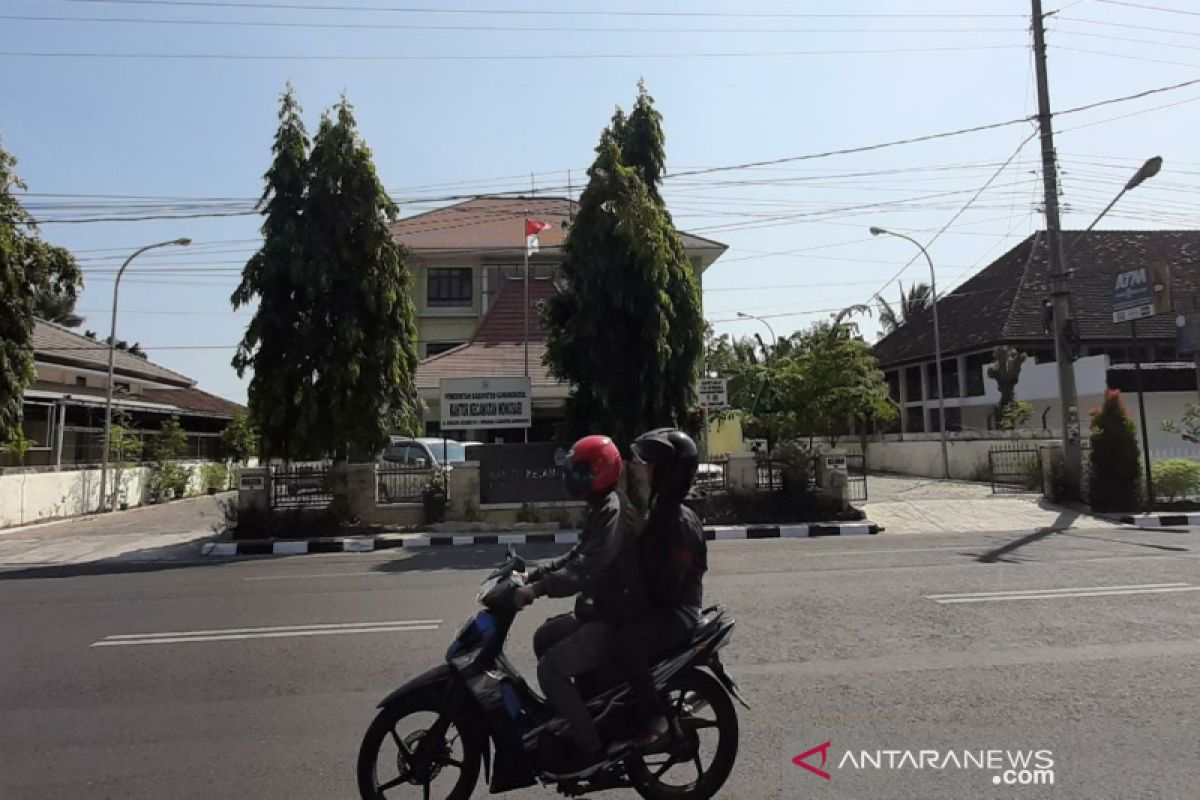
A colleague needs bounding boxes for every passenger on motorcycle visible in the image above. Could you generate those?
[611,428,708,754]
[513,434,643,778]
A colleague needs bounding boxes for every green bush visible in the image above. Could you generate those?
[201,463,229,492]
[1088,390,1142,512]
[1151,459,1200,502]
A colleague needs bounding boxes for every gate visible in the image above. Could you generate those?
[271,466,332,509]
[988,444,1042,494]
[846,453,868,502]
[377,465,434,504]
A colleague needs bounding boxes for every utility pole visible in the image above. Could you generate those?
[1032,0,1083,496]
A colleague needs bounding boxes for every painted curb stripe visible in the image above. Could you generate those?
[205,522,879,555]
[1121,514,1200,528]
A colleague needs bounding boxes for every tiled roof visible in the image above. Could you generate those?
[416,276,559,389]
[30,380,244,418]
[32,319,193,387]
[390,196,726,256]
[872,230,1200,367]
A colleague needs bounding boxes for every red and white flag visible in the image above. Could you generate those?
[525,219,551,256]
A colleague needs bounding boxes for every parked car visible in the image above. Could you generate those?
[379,437,468,469]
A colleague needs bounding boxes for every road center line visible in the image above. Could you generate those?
[99,619,442,641]
[932,586,1200,604]
[926,582,1188,600]
[92,624,441,647]
[244,571,387,581]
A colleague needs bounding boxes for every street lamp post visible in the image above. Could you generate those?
[737,311,780,487]
[870,226,950,480]
[98,237,191,513]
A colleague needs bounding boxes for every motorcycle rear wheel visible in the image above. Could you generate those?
[357,686,483,800]
[626,667,739,800]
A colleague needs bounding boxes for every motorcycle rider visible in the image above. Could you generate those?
[513,434,643,777]
[611,428,708,753]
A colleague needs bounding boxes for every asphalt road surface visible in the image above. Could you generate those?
[2,525,1198,799]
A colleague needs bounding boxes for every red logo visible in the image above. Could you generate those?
[793,741,833,780]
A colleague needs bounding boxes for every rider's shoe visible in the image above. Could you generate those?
[544,743,607,780]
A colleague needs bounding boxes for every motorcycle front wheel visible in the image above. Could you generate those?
[356,686,483,800]
[626,667,739,800]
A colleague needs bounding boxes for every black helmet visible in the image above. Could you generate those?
[630,428,699,504]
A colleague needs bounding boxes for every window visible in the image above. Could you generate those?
[904,366,923,401]
[885,370,900,403]
[906,406,925,433]
[425,341,465,358]
[427,268,473,308]
[75,376,87,387]
[965,353,990,397]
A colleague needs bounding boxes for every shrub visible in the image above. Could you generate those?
[1088,390,1141,512]
[201,463,229,492]
[1151,459,1200,502]
[422,470,448,524]
[517,503,544,524]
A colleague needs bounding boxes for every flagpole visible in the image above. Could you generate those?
[523,212,530,444]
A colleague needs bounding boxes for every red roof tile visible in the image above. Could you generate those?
[416,276,558,389]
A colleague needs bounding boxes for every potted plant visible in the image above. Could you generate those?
[422,470,448,524]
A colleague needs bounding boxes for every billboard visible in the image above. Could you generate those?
[439,377,532,430]
[1112,262,1172,323]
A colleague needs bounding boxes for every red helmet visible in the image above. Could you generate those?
[563,435,622,499]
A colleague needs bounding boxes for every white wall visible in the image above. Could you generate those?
[0,461,209,528]
[866,437,1060,481]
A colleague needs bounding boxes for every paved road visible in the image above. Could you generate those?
[2,525,1198,799]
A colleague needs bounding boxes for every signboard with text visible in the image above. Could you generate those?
[1112,262,1172,323]
[698,377,728,410]
[439,377,532,430]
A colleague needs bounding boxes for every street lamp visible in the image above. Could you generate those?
[98,237,191,513]
[736,310,777,354]
[870,226,950,480]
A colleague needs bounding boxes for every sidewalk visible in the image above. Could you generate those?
[861,474,1117,535]
[0,495,225,567]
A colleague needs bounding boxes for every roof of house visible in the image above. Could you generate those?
[872,230,1200,368]
[415,276,559,389]
[29,379,245,418]
[33,319,194,387]
[389,196,727,256]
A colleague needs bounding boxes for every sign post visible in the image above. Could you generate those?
[439,377,532,432]
[698,378,728,411]
[1114,263,1171,512]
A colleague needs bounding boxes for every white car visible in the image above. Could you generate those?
[380,437,468,469]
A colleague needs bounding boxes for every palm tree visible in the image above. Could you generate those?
[32,287,84,328]
[877,281,932,334]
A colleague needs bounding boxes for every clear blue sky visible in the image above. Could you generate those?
[5,0,1200,403]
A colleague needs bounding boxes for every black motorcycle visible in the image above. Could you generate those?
[357,548,747,799]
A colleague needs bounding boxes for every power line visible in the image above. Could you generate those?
[49,1,1027,20]
[1094,0,1200,17]
[0,44,1026,62]
[0,13,1027,35]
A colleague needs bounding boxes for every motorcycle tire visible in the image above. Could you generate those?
[356,686,484,800]
[626,668,739,800]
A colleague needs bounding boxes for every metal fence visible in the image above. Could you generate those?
[755,458,782,491]
[846,453,868,502]
[988,443,1042,494]
[271,466,332,509]
[377,465,435,505]
[695,459,728,493]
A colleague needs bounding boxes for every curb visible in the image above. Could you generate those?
[1119,513,1200,528]
[200,522,882,557]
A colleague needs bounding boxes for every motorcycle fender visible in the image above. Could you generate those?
[708,656,751,711]
[376,664,456,709]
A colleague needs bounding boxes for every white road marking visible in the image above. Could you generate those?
[927,582,1188,600]
[92,619,441,647]
[244,571,387,581]
[928,583,1199,604]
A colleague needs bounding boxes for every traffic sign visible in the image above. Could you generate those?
[698,377,728,410]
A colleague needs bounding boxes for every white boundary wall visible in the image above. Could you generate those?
[0,461,208,528]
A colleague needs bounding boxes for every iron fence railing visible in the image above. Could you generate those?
[271,466,332,509]
[377,465,435,504]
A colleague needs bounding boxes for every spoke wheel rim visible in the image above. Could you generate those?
[373,718,464,798]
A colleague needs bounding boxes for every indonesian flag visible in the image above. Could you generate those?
[525,219,551,256]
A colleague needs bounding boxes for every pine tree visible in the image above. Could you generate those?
[0,137,81,443]
[1089,389,1141,512]
[303,97,421,459]
[233,85,321,460]
[544,84,703,448]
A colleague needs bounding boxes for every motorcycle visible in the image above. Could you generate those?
[357,547,748,799]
